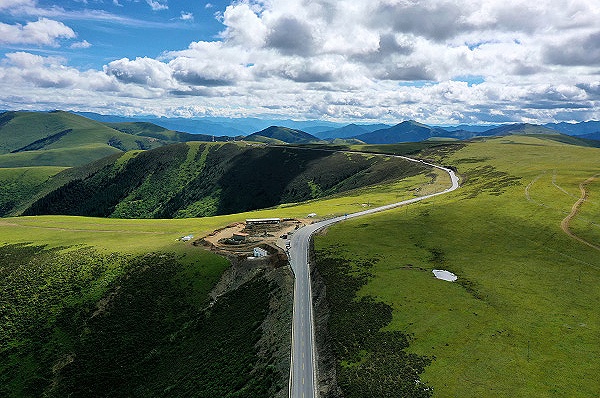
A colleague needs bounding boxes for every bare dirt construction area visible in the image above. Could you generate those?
[197,218,310,257]
[194,218,311,305]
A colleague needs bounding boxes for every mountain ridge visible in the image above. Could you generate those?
[20,142,428,218]
[245,126,320,144]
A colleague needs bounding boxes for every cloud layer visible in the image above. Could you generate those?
[1,0,600,123]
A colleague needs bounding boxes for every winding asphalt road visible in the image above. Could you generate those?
[287,152,459,398]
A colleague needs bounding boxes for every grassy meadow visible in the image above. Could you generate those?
[0,154,444,397]
[314,136,600,397]
[0,164,445,254]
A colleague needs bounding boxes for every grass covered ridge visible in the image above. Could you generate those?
[0,111,165,167]
[21,142,429,219]
[0,167,66,216]
[314,136,600,397]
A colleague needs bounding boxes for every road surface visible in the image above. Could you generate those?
[288,152,459,398]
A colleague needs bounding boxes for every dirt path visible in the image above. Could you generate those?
[525,172,551,209]
[552,170,576,198]
[560,175,600,252]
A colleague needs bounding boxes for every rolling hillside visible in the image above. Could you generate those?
[21,142,428,218]
[0,166,66,216]
[245,126,320,144]
[0,111,246,168]
[0,111,164,167]
[105,122,234,142]
[313,135,600,397]
[0,111,162,167]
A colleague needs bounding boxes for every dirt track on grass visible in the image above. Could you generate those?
[560,175,600,252]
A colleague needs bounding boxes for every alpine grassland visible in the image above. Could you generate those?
[314,135,600,397]
[0,111,164,167]
[0,167,66,216]
[0,209,302,397]
[0,148,444,397]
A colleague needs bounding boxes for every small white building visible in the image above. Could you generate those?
[253,247,269,258]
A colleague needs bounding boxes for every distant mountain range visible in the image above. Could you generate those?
[2,111,600,165]
[544,121,600,136]
[580,131,600,140]
[313,123,391,139]
[75,111,340,136]
[353,120,448,144]
[75,110,600,142]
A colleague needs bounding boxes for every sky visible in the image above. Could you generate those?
[1,0,599,124]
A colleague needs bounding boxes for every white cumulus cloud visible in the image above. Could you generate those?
[105,56,176,90]
[146,0,167,11]
[0,18,75,46]
[180,11,193,21]
[70,39,91,49]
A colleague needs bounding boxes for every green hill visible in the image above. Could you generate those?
[21,142,428,218]
[245,126,320,144]
[0,166,66,216]
[0,215,291,397]
[354,120,449,144]
[313,135,600,397]
[0,111,163,167]
[482,123,561,136]
[105,121,233,143]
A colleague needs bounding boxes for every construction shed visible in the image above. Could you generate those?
[245,218,281,226]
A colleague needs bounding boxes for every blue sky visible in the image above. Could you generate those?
[1,1,228,68]
[1,0,600,124]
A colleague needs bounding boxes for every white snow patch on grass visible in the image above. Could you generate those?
[432,269,457,282]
